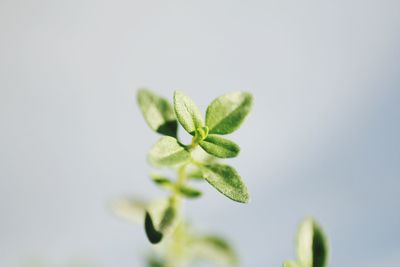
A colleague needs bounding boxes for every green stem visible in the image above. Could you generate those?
[177,164,187,186]
[164,135,204,267]
[165,157,191,267]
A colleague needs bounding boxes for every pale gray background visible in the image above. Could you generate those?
[0,0,399,267]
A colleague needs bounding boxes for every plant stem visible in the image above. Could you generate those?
[164,138,201,267]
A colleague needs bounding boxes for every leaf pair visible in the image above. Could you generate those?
[138,90,252,163]
[149,160,249,203]
[151,173,202,199]
[174,91,252,159]
[284,218,329,267]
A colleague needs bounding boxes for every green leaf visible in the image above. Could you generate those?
[137,89,178,137]
[150,173,173,188]
[178,185,202,198]
[296,218,329,267]
[147,256,167,267]
[199,135,240,158]
[190,235,238,266]
[283,260,301,267]
[187,168,204,180]
[173,91,204,135]
[205,91,253,135]
[201,163,249,203]
[145,211,163,244]
[193,126,209,143]
[158,201,178,234]
[148,136,190,166]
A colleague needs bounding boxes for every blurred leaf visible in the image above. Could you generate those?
[112,198,147,224]
[283,260,301,267]
[178,185,202,198]
[112,198,168,225]
[187,168,204,180]
[201,163,249,203]
[137,89,178,137]
[191,147,218,165]
[148,136,190,166]
[199,135,240,158]
[190,235,238,266]
[205,91,253,135]
[147,256,167,267]
[150,173,173,188]
[158,201,178,235]
[296,218,329,267]
[145,211,163,244]
[173,91,204,135]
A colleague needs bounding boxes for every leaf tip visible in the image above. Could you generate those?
[144,211,163,244]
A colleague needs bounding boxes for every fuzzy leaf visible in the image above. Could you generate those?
[297,218,329,267]
[178,186,202,198]
[201,163,249,203]
[137,89,178,137]
[148,136,190,166]
[173,91,204,135]
[145,211,163,244]
[190,235,238,266]
[283,260,301,267]
[199,135,240,158]
[205,91,253,135]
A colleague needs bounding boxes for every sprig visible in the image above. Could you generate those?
[114,89,253,267]
[283,218,329,267]
[144,90,252,204]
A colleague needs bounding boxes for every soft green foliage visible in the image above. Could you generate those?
[151,173,173,188]
[296,218,329,267]
[137,89,178,137]
[187,168,204,180]
[114,89,253,267]
[190,235,239,266]
[148,136,190,166]
[199,135,240,158]
[158,202,178,233]
[205,91,253,135]
[173,91,204,135]
[147,257,167,267]
[283,260,301,267]
[201,163,249,203]
[284,218,329,267]
[145,90,252,202]
[178,185,202,198]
